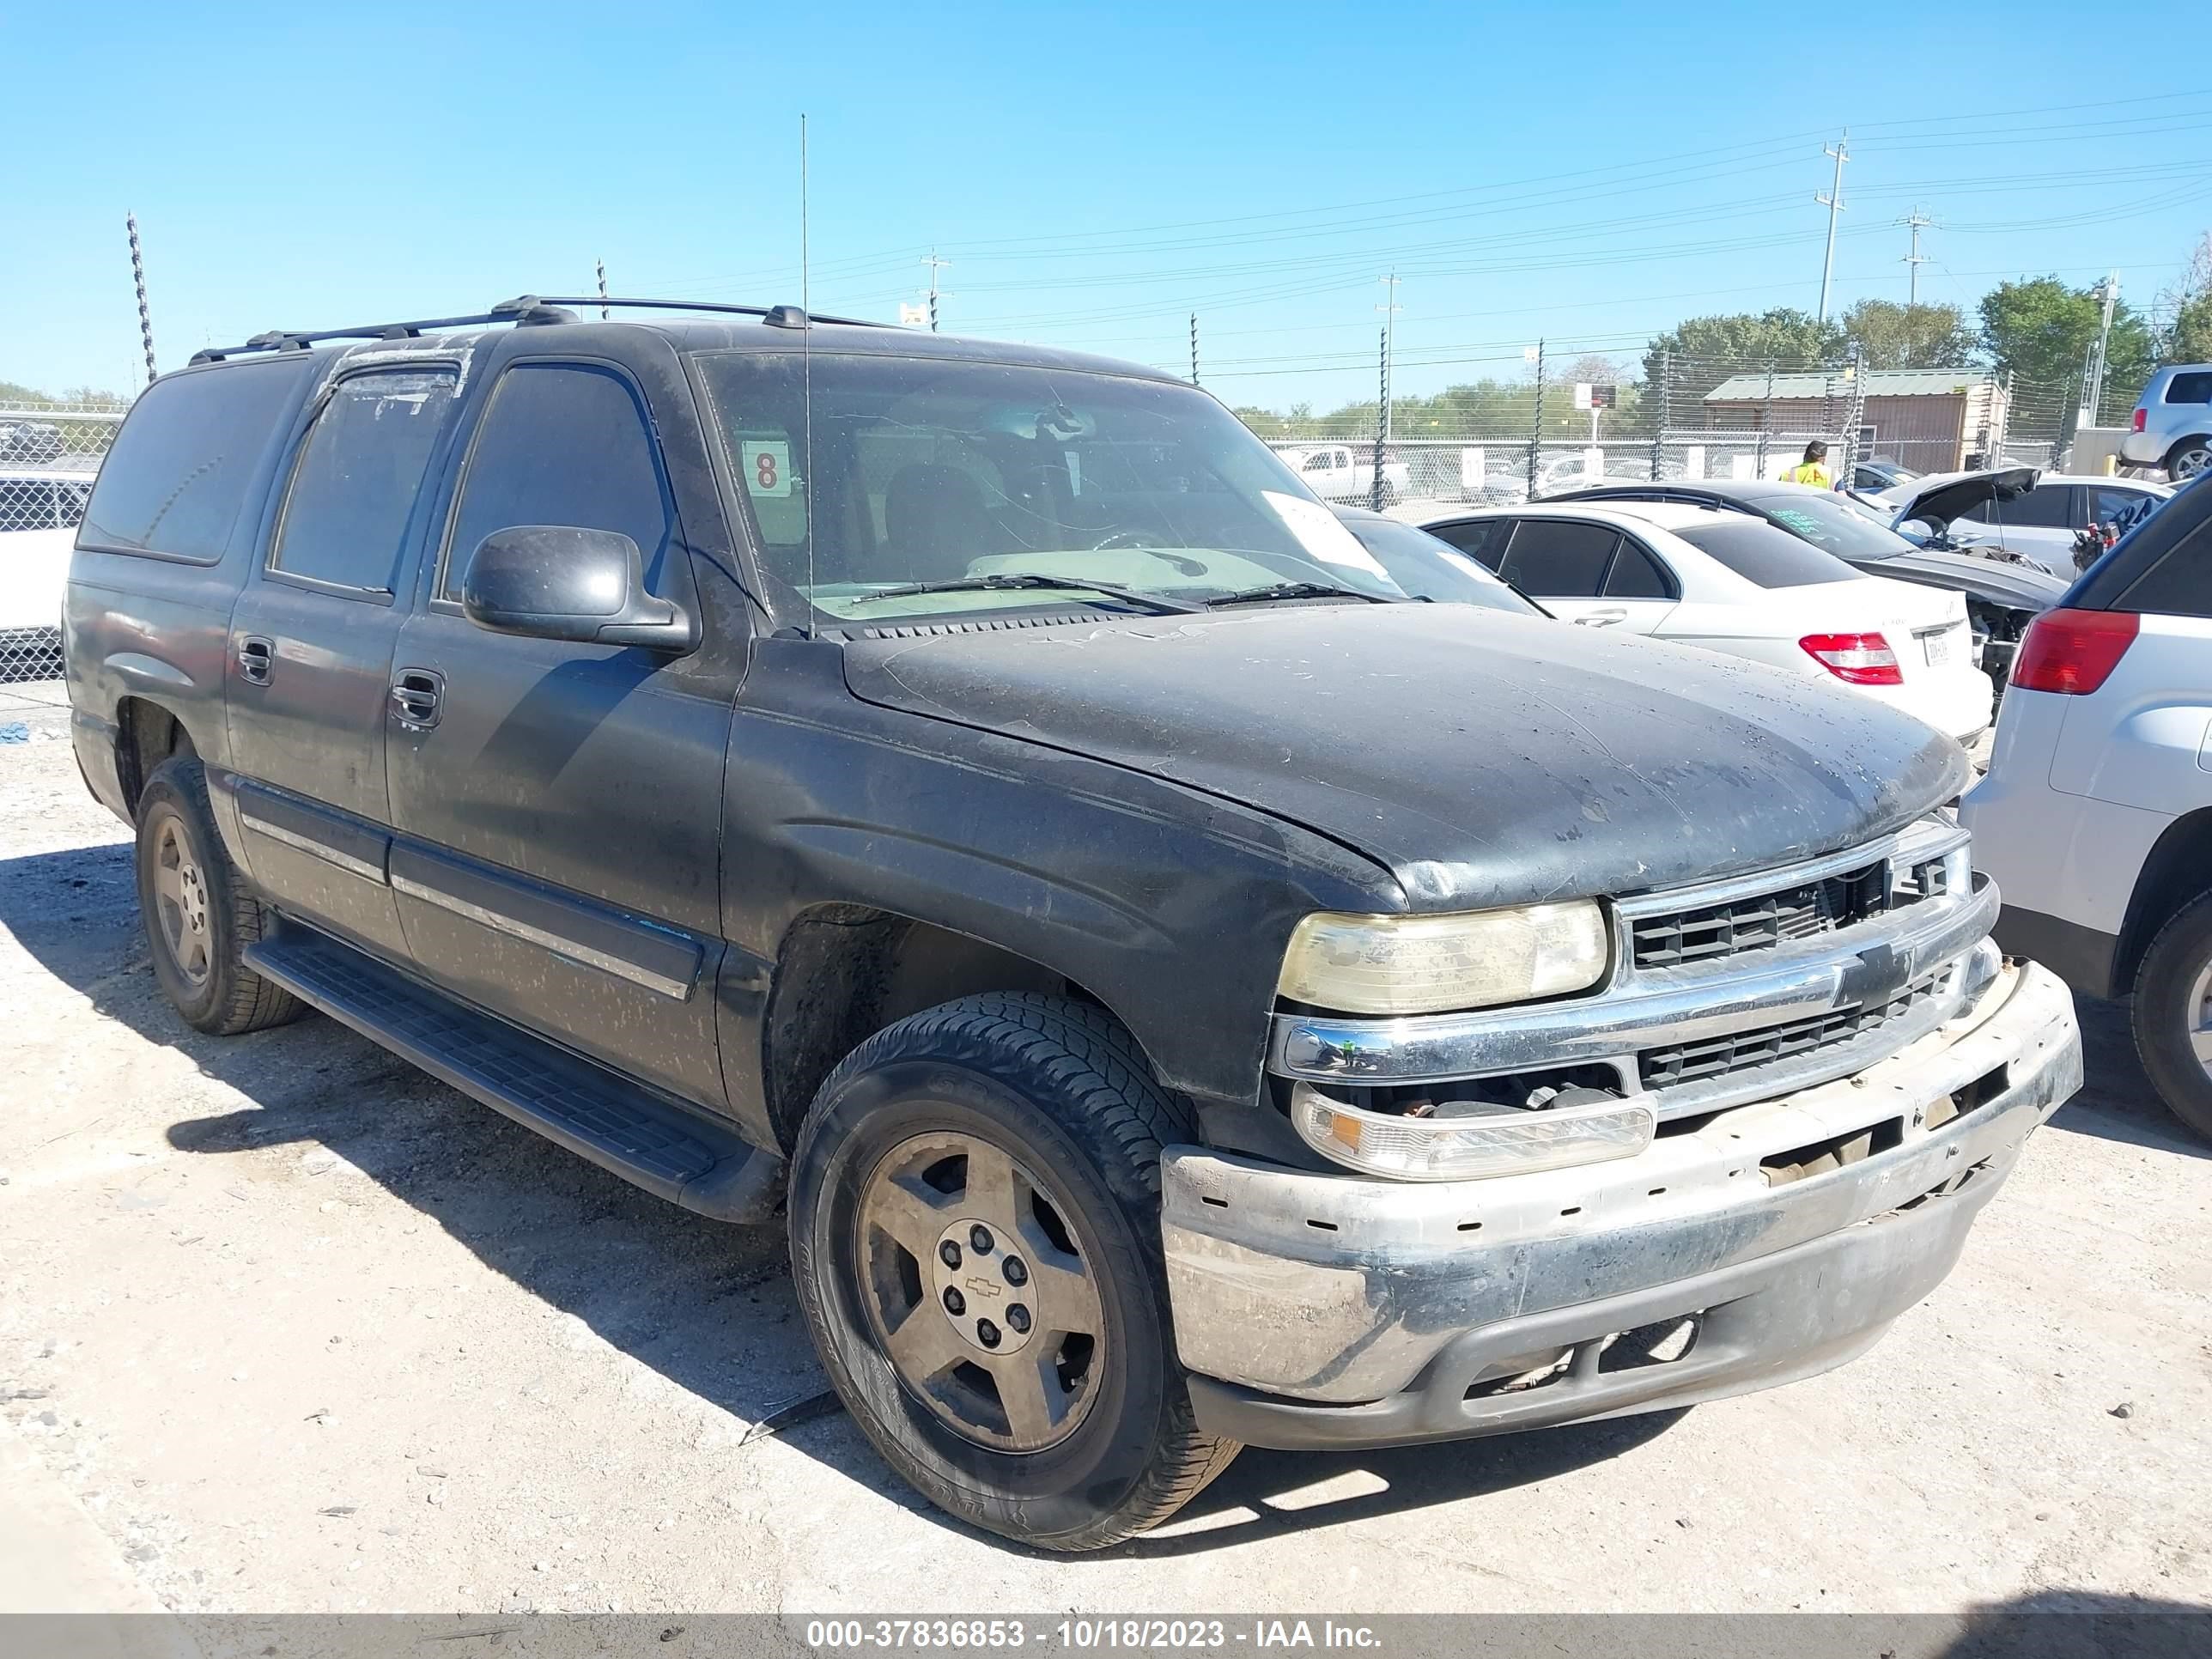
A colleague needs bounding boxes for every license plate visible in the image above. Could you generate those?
[1921,628,1960,667]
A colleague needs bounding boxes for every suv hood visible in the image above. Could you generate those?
[842,605,1966,909]
[1878,465,2039,529]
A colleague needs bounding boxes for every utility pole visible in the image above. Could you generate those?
[922,251,950,333]
[596,258,610,320]
[1815,133,1848,326]
[1188,313,1199,386]
[2078,271,2120,428]
[126,213,156,386]
[1898,209,1933,307]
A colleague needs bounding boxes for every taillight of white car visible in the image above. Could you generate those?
[1799,631,1902,685]
[2009,607,2141,695]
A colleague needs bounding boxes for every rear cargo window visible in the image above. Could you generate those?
[2164,372,2212,404]
[78,358,309,562]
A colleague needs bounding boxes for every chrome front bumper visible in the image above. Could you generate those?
[1162,960,2080,1444]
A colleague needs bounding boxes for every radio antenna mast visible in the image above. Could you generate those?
[800,112,816,635]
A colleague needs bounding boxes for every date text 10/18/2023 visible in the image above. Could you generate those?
[804,1620,1384,1650]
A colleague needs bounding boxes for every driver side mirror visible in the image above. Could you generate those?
[460,526,698,652]
[1897,518,1936,544]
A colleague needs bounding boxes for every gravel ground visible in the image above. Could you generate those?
[2,678,2208,1620]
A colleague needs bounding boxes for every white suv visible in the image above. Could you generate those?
[1960,474,2212,1139]
[2118,363,2212,480]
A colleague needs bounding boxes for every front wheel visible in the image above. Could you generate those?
[2130,890,2212,1144]
[788,993,1237,1551]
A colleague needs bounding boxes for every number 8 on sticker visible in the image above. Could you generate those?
[742,439,793,498]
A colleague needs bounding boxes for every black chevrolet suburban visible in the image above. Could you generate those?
[65,296,2081,1550]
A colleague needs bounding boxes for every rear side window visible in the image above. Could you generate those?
[1605,539,1674,599]
[2164,372,2212,404]
[79,359,307,562]
[1963,484,2070,528]
[1425,518,1510,569]
[1500,520,1618,598]
[1669,520,1861,588]
[441,363,674,599]
[270,369,458,593]
[2115,514,2212,618]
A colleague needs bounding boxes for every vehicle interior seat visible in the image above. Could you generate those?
[883,463,1004,583]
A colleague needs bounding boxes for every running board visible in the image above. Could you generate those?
[245,923,781,1224]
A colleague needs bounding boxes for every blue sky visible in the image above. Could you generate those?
[9,2,2209,407]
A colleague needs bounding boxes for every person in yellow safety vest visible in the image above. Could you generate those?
[1780,439,1834,489]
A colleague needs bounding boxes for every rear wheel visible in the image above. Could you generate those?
[788,992,1237,1550]
[2130,890,2212,1144]
[2166,438,2212,481]
[134,757,303,1036]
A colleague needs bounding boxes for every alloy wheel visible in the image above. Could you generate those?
[2185,957,2212,1084]
[854,1129,1104,1453]
[151,812,213,988]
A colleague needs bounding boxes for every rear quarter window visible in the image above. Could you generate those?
[78,358,313,562]
[2163,372,2212,405]
[2115,514,2212,618]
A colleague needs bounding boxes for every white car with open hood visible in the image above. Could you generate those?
[1415,500,1994,743]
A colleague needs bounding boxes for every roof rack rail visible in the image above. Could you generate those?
[188,293,884,366]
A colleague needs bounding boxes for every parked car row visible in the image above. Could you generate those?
[1408,497,1994,741]
[1542,476,2067,687]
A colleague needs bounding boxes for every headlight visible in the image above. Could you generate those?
[1276,901,1610,1015]
[1292,1085,1655,1181]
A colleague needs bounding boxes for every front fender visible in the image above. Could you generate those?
[718,641,1399,1138]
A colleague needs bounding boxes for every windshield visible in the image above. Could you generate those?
[1333,514,1540,614]
[1747,489,1917,562]
[692,351,1406,622]
[1668,519,1865,588]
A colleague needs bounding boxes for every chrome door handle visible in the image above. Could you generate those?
[1575,608,1629,627]
[389,667,444,731]
[236,635,274,684]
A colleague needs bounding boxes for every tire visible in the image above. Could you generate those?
[788,992,1238,1551]
[134,756,304,1036]
[2166,437,2212,482]
[2130,890,2212,1144]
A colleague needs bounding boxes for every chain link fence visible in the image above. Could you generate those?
[2,403,124,683]
[1247,351,2143,507]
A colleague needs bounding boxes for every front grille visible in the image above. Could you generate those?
[1630,851,1954,970]
[1638,969,1949,1091]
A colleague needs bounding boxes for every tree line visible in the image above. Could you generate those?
[1240,240,2212,441]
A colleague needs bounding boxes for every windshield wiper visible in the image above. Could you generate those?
[845,574,1201,614]
[1202,580,1397,609]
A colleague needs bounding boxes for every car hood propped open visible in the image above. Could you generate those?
[842,605,1967,910]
